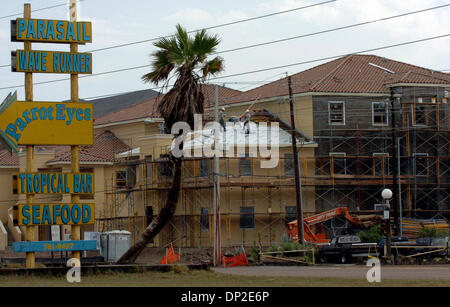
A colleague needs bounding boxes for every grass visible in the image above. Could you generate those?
[0,269,449,287]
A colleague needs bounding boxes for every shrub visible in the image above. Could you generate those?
[268,245,281,253]
[358,224,384,243]
[418,227,449,238]
[250,248,259,263]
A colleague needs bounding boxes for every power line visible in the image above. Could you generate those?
[209,34,450,81]
[1,32,448,92]
[1,3,448,69]
[0,0,86,20]
[86,0,337,53]
[0,0,337,68]
[216,4,450,55]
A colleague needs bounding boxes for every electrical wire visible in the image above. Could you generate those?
[0,0,86,20]
[1,33,448,92]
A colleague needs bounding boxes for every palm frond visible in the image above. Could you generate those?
[142,50,175,84]
[193,30,220,63]
[201,56,225,78]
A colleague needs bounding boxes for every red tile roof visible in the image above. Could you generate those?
[0,150,19,167]
[94,84,242,126]
[222,54,450,105]
[46,131,130,164]
[94,55,449,125]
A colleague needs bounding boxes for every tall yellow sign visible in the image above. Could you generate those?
[7,3,95,267]
[0,92,93,152]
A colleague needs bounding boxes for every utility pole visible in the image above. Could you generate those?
[24,3,35,269]
[390,89,399,236]
[397,136,403,237]
[213,85,221,266]
[70,0,81,261]
[288,76,305,246]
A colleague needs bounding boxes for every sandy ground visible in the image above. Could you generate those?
[213,265,450,280]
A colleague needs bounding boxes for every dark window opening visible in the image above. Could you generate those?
[145,155,152,179]
[239,154,252,176]
[200,208,209,231]
[200,159,209,177]
[329,102,345,125]
[116,171,127,189]
[373,102,388,125]
[330,153,346,175]
[285,206,297,223]
[284,154,294,176]
[414,154,428,177]
[240,207,255,229]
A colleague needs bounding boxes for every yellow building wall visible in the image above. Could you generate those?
[0,168,18,222]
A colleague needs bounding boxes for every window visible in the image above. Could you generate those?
[330,152,346,175]
[373,153,389,176]
[413,153,428,177]
[145,155,152,179]
[328,102,345,125]
[239,154,252,176]
[200,159,209,177]
[284,154,294,176]
[200,208,209,231]
[372,102,388,126]
[240,207,255,229]
[126,165,136,188]
[116,171,126,189]
[285,206,297,223]
[413,105,427,126]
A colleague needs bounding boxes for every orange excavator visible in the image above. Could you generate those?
[286,207,382,244]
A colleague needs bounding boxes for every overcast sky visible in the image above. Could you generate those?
[0,0,449,102]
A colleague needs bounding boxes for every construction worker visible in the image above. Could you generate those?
[242,109,251,134]
[219,107,226,132]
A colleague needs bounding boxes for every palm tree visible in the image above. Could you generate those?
[117,24,224,264]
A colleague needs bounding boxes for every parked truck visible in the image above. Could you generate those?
[318,235,379,264]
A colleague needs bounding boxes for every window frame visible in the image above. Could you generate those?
[328,101,345,126]
[372,101,389,126]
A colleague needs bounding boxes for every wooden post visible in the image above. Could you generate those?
[70,0,81,261]
[24,3,35,269]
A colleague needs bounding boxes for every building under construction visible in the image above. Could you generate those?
[0,54,448,249]
[92,55,450,248]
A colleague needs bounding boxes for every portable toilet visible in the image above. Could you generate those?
[100,230,131,262]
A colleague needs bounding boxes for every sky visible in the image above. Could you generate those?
[0,0,449,102]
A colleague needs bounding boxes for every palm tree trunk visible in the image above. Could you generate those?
[117,157,183,264]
